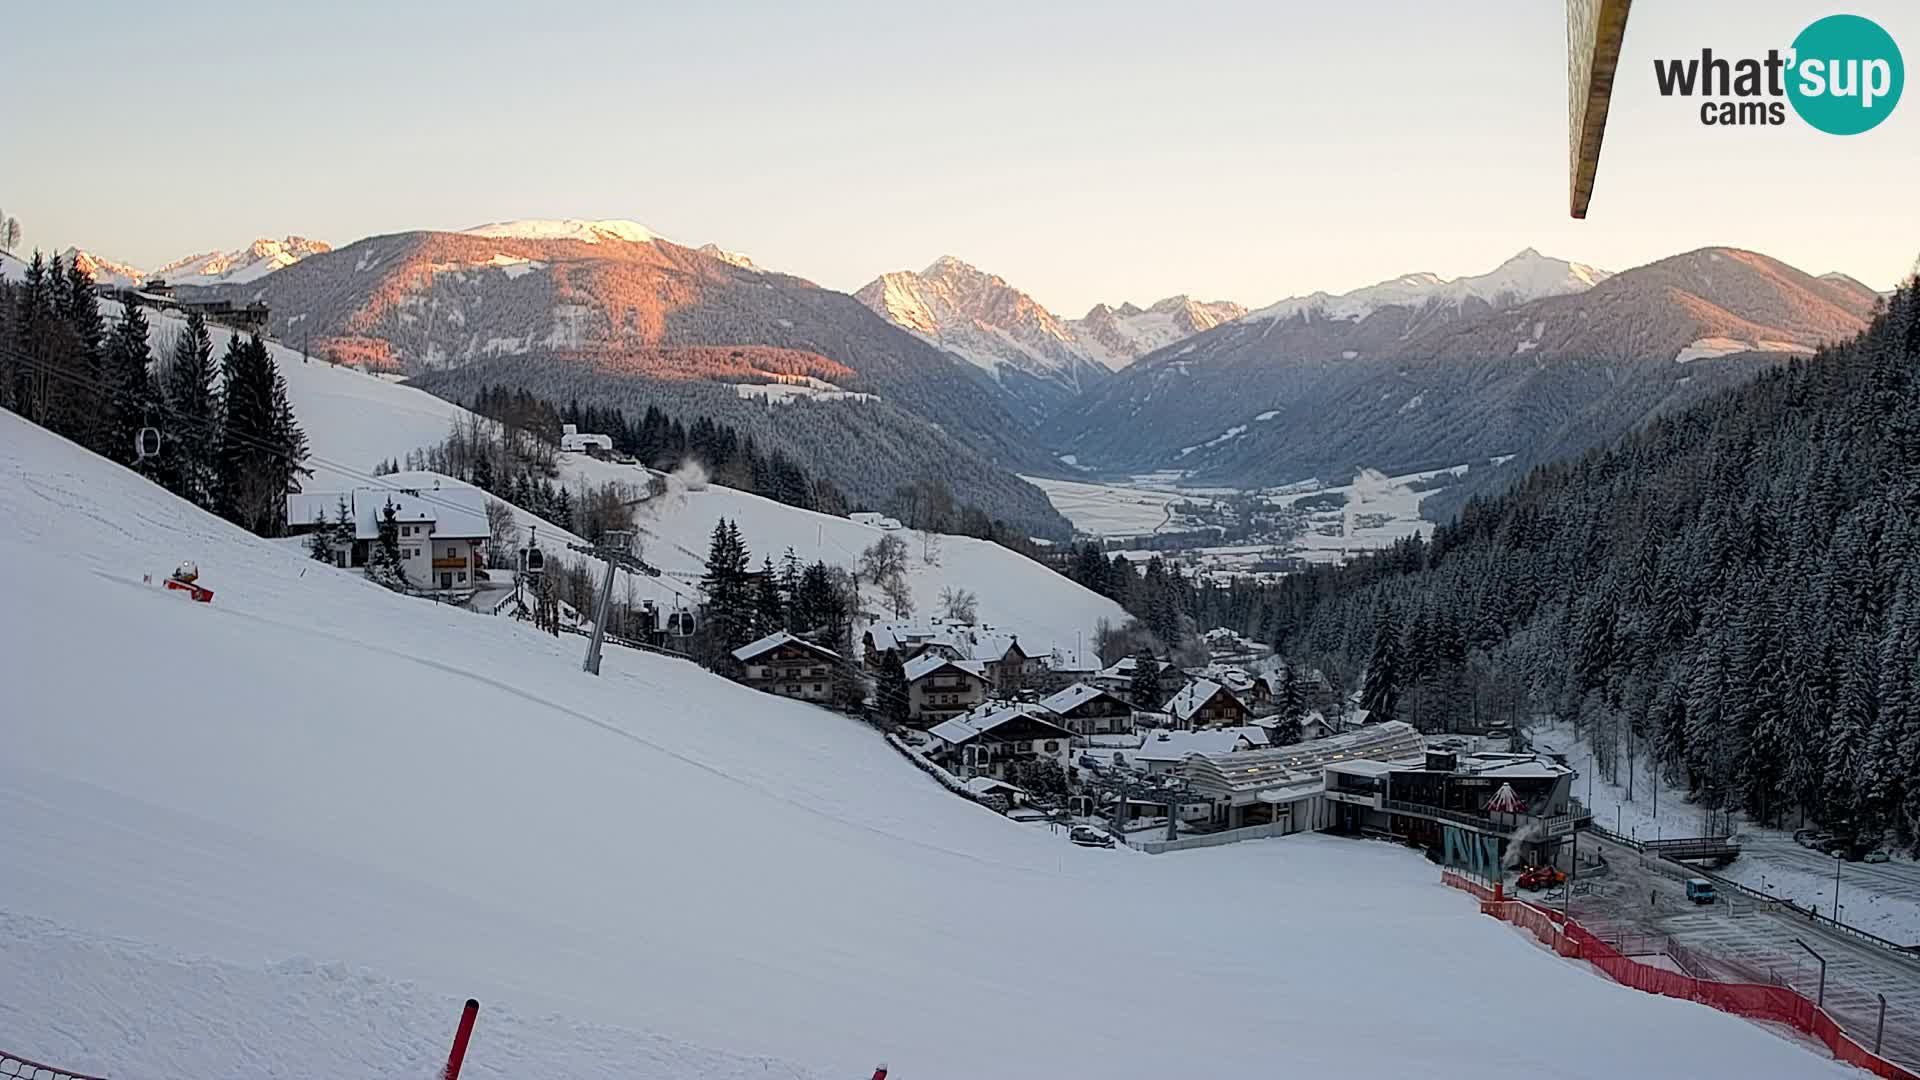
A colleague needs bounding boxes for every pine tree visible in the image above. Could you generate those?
[103,299,157,473]
[778,547,802,630]
[58,256,108,449]
[159,309,218,507]
[1128,650,1162,709]
[1276,663,1304,720]
[1358,603,1402,723]
[367,499,409,590]
[753,556,785,636]
[701,517,754,661]
[308,511,334,561]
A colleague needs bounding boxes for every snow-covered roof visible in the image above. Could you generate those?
[289,481,490,542]
[903,654,986,683]
[1135,726,1269,762]
[1097,656,1173,680]
[1180,721,1426,796]
[927,706,1068,748]
[963,776,1023,796]
[1167,679,1240,723]
[1038,682,1118,715]
[731,630,838,664]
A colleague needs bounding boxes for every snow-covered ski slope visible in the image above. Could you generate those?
[0,411,1857,1080]
[234,327,1125,657]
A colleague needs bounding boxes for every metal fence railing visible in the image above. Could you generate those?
[2,1050,110,1080]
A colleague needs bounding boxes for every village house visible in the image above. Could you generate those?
[1037,682,1135,737]
[926,704,1075,783]
[866,621,1048,693]
[731,631,842,703]
[1165,679,1250,730]
[559,423,614,457]
[904,654,990,726]
[288,484,489,592]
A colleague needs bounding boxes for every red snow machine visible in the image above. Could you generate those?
[164,560,214,603]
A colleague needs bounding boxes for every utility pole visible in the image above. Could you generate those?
[570,529,661,675]
[1833,852,1843,921]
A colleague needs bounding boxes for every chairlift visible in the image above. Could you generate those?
[134,426,161,463]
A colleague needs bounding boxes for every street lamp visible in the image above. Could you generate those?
[1833,851,1843,922]
[1793,938,1827,1009]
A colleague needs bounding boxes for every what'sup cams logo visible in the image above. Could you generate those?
[1654,13,1903,133]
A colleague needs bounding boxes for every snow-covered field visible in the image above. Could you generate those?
[1027,464,1453,566]
[1018,474,1199,537]
[1533,724,1920,945]
[0,412,1865,1079]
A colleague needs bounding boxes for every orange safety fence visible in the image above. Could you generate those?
[1445,875,1918,1080]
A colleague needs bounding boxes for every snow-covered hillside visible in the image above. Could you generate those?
[0,410,1859,1079]
[133,306,1126,655]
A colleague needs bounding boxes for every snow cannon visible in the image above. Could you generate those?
[163,560,214,603]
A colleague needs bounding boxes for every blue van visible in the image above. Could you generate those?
[1685,878,1717,904]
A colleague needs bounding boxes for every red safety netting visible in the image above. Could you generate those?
[1444,876,1919,1080]
[1438,870,1496,902]
[2,1051,110,1080]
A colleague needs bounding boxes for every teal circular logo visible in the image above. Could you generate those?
[1787,14,1903,134]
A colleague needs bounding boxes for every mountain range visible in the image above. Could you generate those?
[1047,247,1879,511]
[852,256,1244,417]
[72,216,1884,538]
[184,221,1074,538]
[65,236,332,288]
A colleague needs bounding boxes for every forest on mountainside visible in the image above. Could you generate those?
[1258,276,1920,853]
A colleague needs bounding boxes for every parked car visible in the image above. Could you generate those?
[1069,825,1115,848]
[1799,832,1833,851]
[1864,850,1891,864]
[1686,878,1717,904]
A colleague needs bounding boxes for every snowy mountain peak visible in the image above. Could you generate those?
[853,258,1101,395]
[696,243,760,271]
[460,219,662,244]
[151,236,333,286]
[57,236,330,288]
[61,248,145,288]
[1248,249,1611,324]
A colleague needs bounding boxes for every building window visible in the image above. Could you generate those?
[1044,741,1059,753]
[447,547,457,559]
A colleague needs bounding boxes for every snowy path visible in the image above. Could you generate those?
[0,412,1867,1079]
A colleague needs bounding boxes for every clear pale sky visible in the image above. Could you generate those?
[5,0,1915,313]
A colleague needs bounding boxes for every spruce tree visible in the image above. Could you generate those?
[1128,650,1162,709]
[160,309,218,507]
[753,556,785,636]
[103,299,157,472]
[367,499,409,590]
[1358,603,1402,723]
